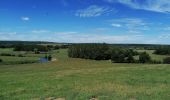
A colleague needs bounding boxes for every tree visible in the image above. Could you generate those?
[68,43,111,60]
[126,54,135,63]
[14,45,48,52]
[48,55,52,61]
[54,45,60,50]
[139,52,151,63]
[154,46,170,55]
[0,59,2,63]
[163,57,170,64]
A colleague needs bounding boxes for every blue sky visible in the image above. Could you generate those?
[1,0,170,44]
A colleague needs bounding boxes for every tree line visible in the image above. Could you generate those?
[154,46,170,55]
[68,44,111,60]
[13,44,69,52]
[68,44,170,64]
[68,44,159,63]
[14,45,49,52]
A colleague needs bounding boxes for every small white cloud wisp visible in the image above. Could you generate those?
[21,17,30,21]
[75,5,116,17]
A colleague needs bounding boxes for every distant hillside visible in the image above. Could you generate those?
[0,41,170,50]
[0,41,56,45]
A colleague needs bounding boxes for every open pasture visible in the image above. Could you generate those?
[0,49,169,100]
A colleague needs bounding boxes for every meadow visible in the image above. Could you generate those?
[0,48,170,100]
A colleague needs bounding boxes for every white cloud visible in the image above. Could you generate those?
[164,27,170,30]
[159,33,170,39]
[111,23,122,27]
[105,0,170,13]
[0,31,169,44]
[128,30,141,34]
[75,5,115,17]
[21,17,30,21]
[110,18,150,31]
[0,32,16,35]
[54,32,78,35]
[53,31,144,43]
[92,28,110,33]
[31,30,50,33]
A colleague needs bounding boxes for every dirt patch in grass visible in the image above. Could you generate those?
[45,97,65,100]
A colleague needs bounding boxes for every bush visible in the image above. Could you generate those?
[126,54,135,63]
[0,59,2,63]
[54,45,60,50]
[111,48,125,63]
[18,54,25,57]
[48,55,52,61]
[0,53,15,56]
[163,57,170,64]
[111,48,135,63]
[150,60,162,64]
[139,52,151,63]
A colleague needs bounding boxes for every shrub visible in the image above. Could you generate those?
[0,53,15,56]
[126,54,135,63]
[48,55,52,61]
[139,52,151,63]
[0,59,2,63]
[163,57,170,64]
[18,54,25,57]
[54,45,60,50]
[150,60,162,64]
[111,49,125,63]
[111,48,135,63]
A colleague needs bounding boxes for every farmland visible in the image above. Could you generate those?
[0,48,170,100]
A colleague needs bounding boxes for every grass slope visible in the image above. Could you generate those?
[0,49,170,100]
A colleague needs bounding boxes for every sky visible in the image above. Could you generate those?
[1,0,170,44]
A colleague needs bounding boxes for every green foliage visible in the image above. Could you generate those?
[139,52,151,63]
[126,54,135,63]
[14,45,48,52]
[163,57,170,64]
[0,53,15,56]
[54,45,60,50]
[48,55,52,61]
[44,55,52,61]
[111,48,135,63]
[68,44,111,60]
[18,54,25,57]
[154,46,170,55]
[0,59,2,62]
[150,60,162,64]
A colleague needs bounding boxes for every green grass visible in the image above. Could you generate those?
[0,56,39,63]
[0,49,169,100]
[0,49,40,65]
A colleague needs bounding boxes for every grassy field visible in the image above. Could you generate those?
[0,48,41,64]
[0,49,170,100]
